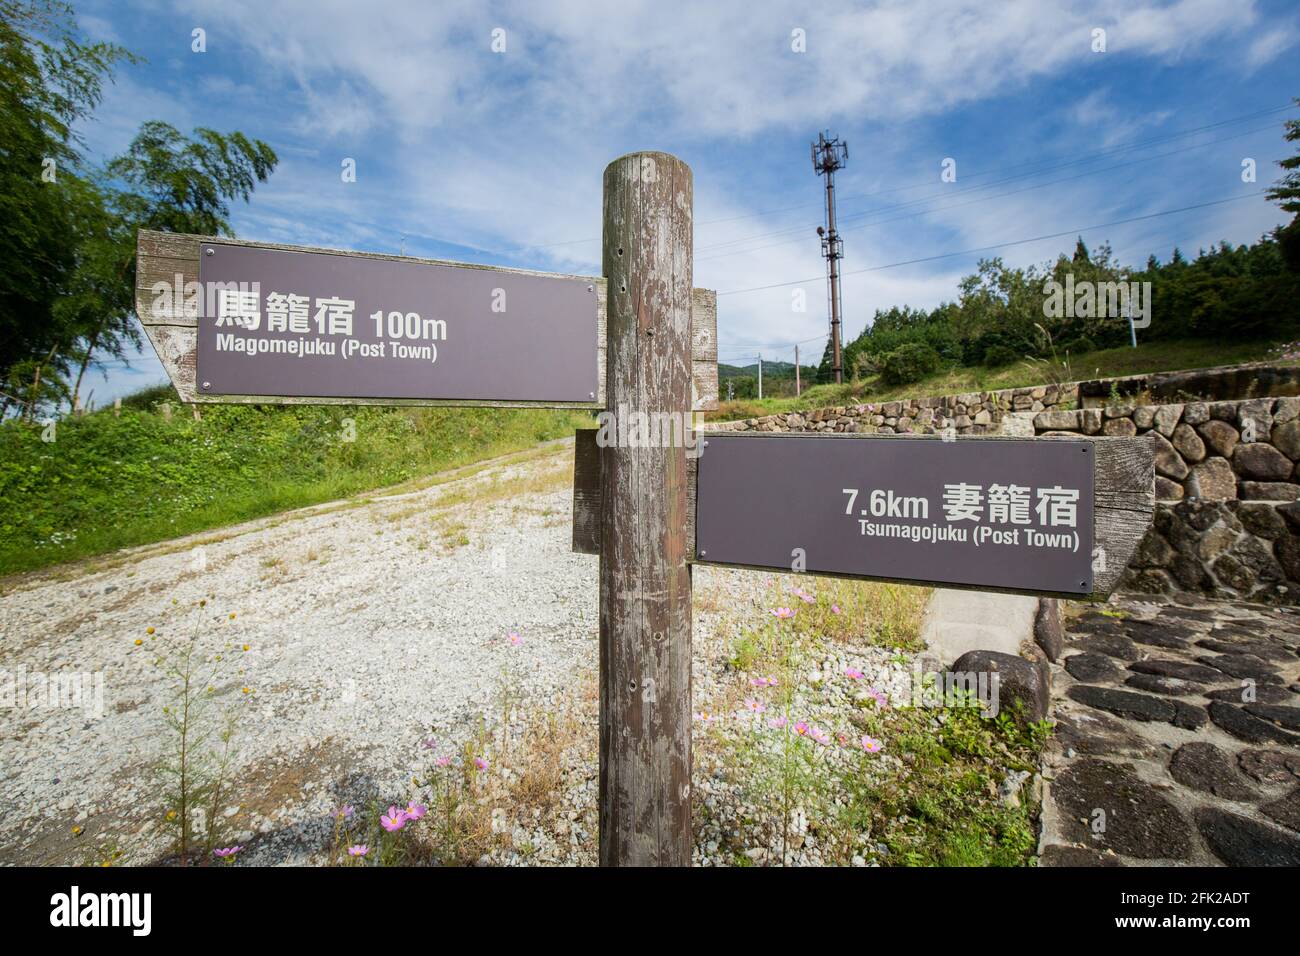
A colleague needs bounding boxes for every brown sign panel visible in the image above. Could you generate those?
[195,242,599,403]
[694,433,1096,595]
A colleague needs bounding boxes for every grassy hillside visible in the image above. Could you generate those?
[706,337,1294,422]
[0,388,590,577]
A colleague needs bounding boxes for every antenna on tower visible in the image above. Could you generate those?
[811,131,848,384]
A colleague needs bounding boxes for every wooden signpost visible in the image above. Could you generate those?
[141,150,1155,869]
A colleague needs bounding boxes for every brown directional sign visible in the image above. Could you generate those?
[696,433,1096,594]
[134,230,719,410]
[572,430,1155,599]
[196,242,598,403]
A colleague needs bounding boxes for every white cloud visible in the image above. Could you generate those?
[113,0,1285,357]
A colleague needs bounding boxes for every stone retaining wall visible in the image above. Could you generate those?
[1122,499,1300,604]
[717,360,1300,439]
[1031,396,1300,504]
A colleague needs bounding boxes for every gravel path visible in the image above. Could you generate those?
[0,440,614,865]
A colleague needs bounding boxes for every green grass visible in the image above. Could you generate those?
[0,393,591,578]
[707,337,1294,422]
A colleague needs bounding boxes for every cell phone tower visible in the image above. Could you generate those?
[811,131,848,384]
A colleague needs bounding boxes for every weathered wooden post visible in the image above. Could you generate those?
[599,151,694,866]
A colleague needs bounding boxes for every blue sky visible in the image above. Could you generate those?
[70,0,1300,403]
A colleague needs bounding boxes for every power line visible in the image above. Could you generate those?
[716,190,1268,296]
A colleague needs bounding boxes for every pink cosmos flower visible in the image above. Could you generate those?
[809,727,831,745]
[213,846,243,858]
[750,676,778,687]
[434,755,452,767]
[770,607,795,620]
[405,802,427,821]
[335,804,354,819]
[861,735,883,753]
[793,588,815,604]
[865,687,888,708]
[742,698,766,714]
[768,716,788,730]
[474,756,489,771]
[381,806,407,832]
[348,844,369,857]
[831,604,842,615]
[508,631,522,646]
[794,721,810,737]
[844,667,864,680]
[694,711,716,724]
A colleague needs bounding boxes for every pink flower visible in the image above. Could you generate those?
[742,698,766,715]
[770,607,795,620]
[335,804,354,819]
[809,727,831,745]
[865,687,888,708]
[793,588,815,604]
[347,844,369,857]
[844,667,864,680]
[861,735,883,753]
[213,845,243,858]
[405,802,427,821]
[831,604,842,615]
[750,676,777,687]
[794,721,810,737]
[434,755,452,767]
[474,756,489,771]
[768,716,788,730]
[694,711,716,723]
[381,806,407,832]
[508,631,522,646]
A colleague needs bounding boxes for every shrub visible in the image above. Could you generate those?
[982,344,1021,368]
[878,343,942,386]
[1059,335,1096,355]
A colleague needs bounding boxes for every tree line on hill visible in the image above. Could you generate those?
[816,102,1300,387]
[718,360,819,399]
[0,0,277,420]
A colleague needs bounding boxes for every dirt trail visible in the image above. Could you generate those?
[0,440,600,864]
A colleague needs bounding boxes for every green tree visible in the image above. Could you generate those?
[1266,97,1300,271]
[0,1,278,417]
[0,0,132,414]
[815,336,835,384]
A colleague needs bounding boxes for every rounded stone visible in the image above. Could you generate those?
[1065,652,1122,683]
[1171,423,1206,463]
[1053,758,1193,860]
[1169,742,1258,800]
[1233,443,1293,481]
[1197,419,1239,458]
[1185,457,1236,501]
[1196,807,1300,866]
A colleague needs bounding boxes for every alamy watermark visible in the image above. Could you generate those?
[1042,274,1151,328]
[905,663,1001,717]
[594,403,705,458]
[1,665,105,719]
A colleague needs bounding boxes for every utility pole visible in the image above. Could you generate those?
[757,353,763,400]
[794,344,801,396]
[812,132,848,385]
